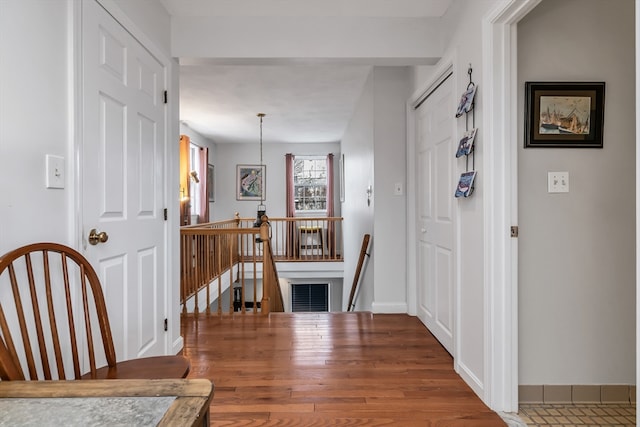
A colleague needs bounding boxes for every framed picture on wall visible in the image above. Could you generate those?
[524,81,605,148]
[207,164,214,202]
[236,164,265,201]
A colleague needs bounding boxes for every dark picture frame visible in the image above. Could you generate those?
[207,164,214,202]
[524,81,605,148]
[236,164,265,201]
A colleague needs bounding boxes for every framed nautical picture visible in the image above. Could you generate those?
[236,164,265,201]
[524,82,605,148]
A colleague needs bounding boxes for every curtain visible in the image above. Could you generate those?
[285,153,295,257]
[179,135,191,225]
[197,147,209,223]
[326,154,334,217]
[326,154,335,256]
[285,153,295,217]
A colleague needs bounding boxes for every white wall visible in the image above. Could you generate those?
[341,71,375,310]
[110,0,171,56]
[171,16,443,64]
[372,67,410,312]
[0,0,73,253]
[518,0,635,385]
[339,67,410,312]
[410,66,435,93]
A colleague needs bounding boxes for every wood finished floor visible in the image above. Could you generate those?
[181,312,506,426]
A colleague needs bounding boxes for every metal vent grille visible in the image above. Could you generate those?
[291,283,328,312]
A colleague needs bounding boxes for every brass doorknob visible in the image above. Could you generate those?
[88,229,109,245]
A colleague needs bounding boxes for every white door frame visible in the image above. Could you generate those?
[72,0,181,355]
[482,0,542,412]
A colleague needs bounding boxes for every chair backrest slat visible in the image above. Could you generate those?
[0,305,25,380]
[61,252,82,379]
[7,261,41,380]
[0,243,118,380]
[26,252,54,380]
[44,250,66,380]
[80,266,97,377]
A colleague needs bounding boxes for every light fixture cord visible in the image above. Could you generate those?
[258,113,265,204]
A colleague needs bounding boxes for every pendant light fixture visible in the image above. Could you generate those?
[254,113,266,227]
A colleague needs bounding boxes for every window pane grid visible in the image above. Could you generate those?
[294,158,327,211]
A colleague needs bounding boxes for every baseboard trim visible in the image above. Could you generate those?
[370,302,408,313]
[456,360,485,401]
[519,384,636,404]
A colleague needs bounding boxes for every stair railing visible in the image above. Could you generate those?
[180,215,342,315]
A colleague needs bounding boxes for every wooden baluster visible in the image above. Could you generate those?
[216,234,222,315]
[193,235,199,316]
[252,233,257,314]
[260,220,270,314]
[205,233,211,315]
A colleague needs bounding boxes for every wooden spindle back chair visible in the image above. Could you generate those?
[0,242,189,381]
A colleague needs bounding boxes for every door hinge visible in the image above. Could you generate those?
[510,226,519,238]
[164,208,168,221]
[164,318,168,332]
[163,90,168,104]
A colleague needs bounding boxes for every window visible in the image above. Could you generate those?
[294,157,327,212]
[291,283,329,312]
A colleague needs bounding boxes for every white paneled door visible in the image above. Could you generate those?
[415,74,455,354]
[81,0,167,362]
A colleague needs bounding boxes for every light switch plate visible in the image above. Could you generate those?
[394,182,403,196]
[46,154,65,189]
[548,171,569,193]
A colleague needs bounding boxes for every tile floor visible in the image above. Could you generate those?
[515,403,636,426]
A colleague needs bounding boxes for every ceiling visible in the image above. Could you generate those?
[161,0,453,144]
[160,0,453,18]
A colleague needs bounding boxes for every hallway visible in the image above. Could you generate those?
[181,312,505,426]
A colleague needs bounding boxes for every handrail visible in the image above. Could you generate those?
[222,216,344,262]
[347,234,371,311]
[180,216,342,315]
[262,237,285,313]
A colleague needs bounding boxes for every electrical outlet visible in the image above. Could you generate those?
[548,171,569,193]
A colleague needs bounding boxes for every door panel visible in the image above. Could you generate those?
[82,0,166,362]
[436,247,453,335]
[416,73,455,354]
[137,247,157,353]
[100,93,126,217]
